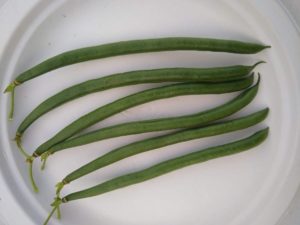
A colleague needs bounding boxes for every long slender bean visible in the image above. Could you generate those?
[26,77,253,192]
[43,128,268,225]
[56,108,268,195]
[4,37,269,119]
[43,79,260,164]
[34,76,253,156]
[65,128,269,200]
[16,62,262,140]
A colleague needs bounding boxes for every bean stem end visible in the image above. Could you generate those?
[27,157,39,193]
[4,81,20,120]
[15,135,39,192]
[43,197,62,225]
[41,152,50,170]
[15,135,31,159]
[56,182,65,197]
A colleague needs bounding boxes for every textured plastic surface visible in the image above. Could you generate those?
[0,1,300,225]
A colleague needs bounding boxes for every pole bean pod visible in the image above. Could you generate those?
[16,62,262,141]
[4,37,269,118]
[26,77,254,192]
[43,79,260,165]
[55,108,269,195]
[35,76,254,156]
[43,128,269,225]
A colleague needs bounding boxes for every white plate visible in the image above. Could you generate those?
[0,0,300,225]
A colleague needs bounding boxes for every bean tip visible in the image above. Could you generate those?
[260,127,270,135]
[250,127,269,145]
[256,73,261,85]
[261,127,270,136]
[262,107,269,113]
[260,107,270,119]
[253,61,266,69]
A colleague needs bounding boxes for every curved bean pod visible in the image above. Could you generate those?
[4,37,269,119]
[56,108,268,195]
[26,77,253,192]
[43,128,269,225]
[45,79,260,160]
[34,76,253,157]
[65,128,269,201]
[16,62,262,139]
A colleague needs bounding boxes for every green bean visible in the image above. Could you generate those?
[26,77,253,192]
[43,128,269,225]
[65,128,269,200]
[34,77,253,156]
[16,62,262,143]
[55,108,268,195]
[66,128,269,200]
[43,79,260,165]
[4,37,269,119]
